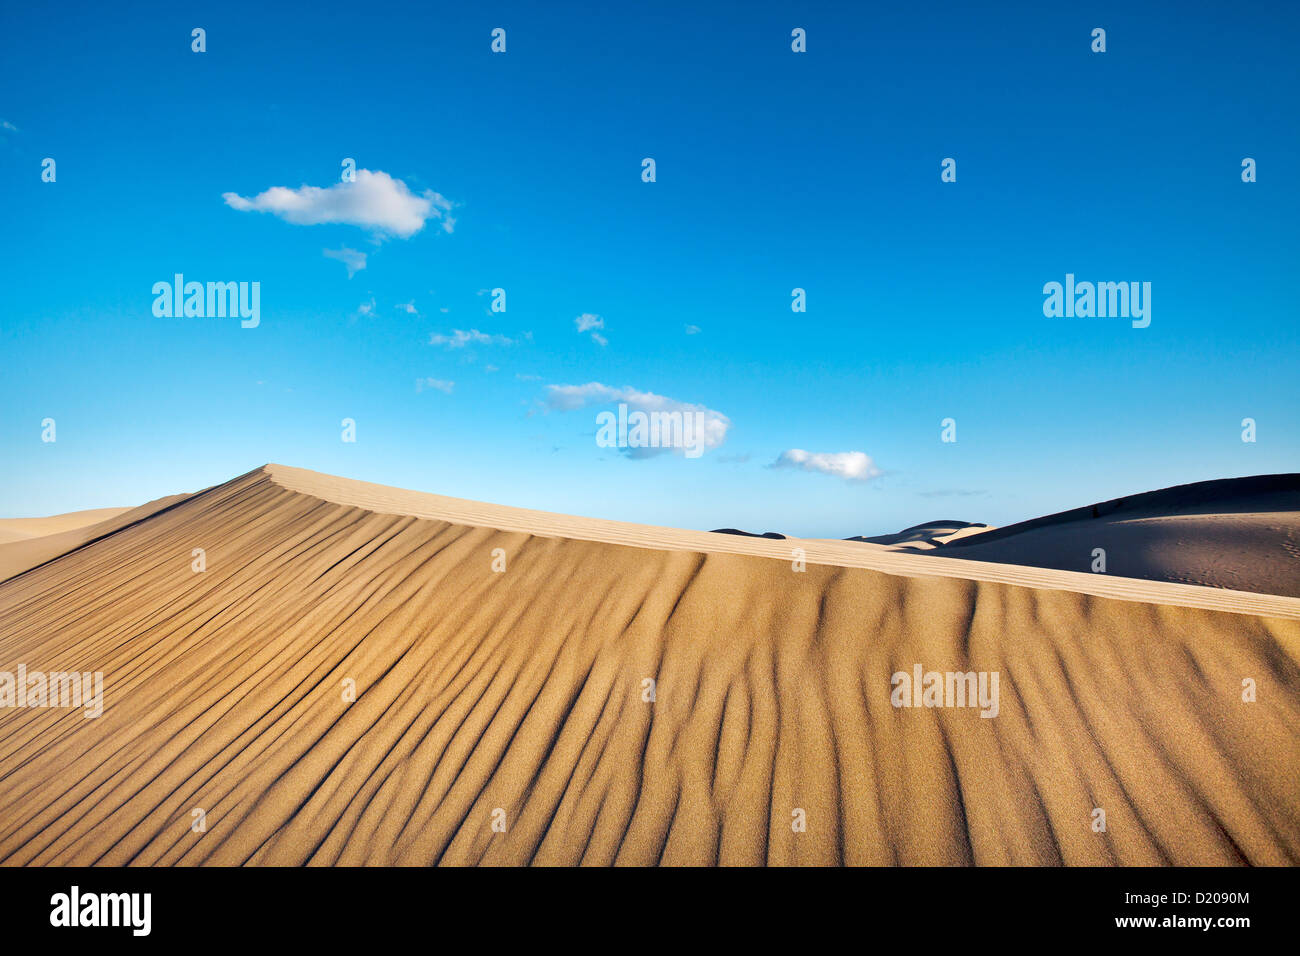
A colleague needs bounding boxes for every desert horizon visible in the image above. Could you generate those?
[1,463,1296,866]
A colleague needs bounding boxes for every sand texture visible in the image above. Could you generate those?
[0,495,191,583]
[927,475,1300,598]
[0,465,1296,866]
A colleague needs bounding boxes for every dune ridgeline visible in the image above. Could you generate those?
[0,465,1297,866]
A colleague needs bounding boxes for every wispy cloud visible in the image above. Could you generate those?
[543,382,731,456]
[416,377,454,394]
[356,297,376,317]
[224,169,453,238]
[574,313,607,346]
[0,119,17,133]
[771,449,882,482]
[684,324,701,335]
[323,246,367,277]
[429,328,521,349]
[396,300,418,315]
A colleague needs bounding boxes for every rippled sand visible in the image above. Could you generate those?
[0,465,1296,865]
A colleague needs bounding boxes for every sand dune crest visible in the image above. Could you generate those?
[0,465,1296,866]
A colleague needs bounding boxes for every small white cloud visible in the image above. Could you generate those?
[484,364,499,373]
[771,449,882,482]
[574,314,607,345]
[397,300,418,315]
[357,297,376,317]
[684,324,701,335]
[430,328,518,348]
[416,377,455,394]
[323,246,367,277]
[543,382,731,456]
[515,372,541,381]
[0,120,17,133]
[223,169,453,239]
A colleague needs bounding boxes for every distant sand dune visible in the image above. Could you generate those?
[0,507,131,541]
[928,475,1300,598]
[0,496,190,582]
[0,465,1297,866]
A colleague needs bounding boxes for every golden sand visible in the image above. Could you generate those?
[0,465,1296,865]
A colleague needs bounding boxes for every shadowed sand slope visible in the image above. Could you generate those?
[931,475,1300,597]
[0,465,1298,866]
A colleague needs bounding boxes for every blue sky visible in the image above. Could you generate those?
[1,1,1296,536]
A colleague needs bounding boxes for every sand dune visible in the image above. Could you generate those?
[0,464,1297,866]
[0,507,132,543]
[0,494,192,583]
[926,475,1300,598]
[848,520,993,551]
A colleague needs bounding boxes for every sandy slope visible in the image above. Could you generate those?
[0,464,1297,866]
[0,507,131,545]
[0,495,192,582]
[926,475,1300,598]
